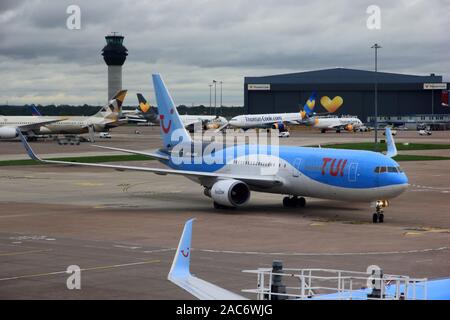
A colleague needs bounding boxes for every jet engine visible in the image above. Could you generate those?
[0,127,19,139]
[272,122,286,131]
[210,179,250,207]
[345,124,354,132]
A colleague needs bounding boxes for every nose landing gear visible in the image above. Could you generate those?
[372,200,389,223]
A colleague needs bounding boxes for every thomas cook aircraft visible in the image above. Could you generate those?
[18,74,408,223]
[226,92,317,131]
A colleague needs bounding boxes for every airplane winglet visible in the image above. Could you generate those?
[385,127,398,158]
[168,218,195,280]
[168,219,246,300]
[17,129,42,162]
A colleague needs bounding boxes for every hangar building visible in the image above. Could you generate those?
[244,68,449,123]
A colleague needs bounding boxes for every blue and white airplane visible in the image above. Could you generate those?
[18,74,408,223]
[168,219,450,300]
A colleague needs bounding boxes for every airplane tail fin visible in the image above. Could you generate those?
[93,90,128,120]
[137,93,151,113]
[300,91,317,119]
[385,127,398,158]
[31,105,42,116]
[152,74,191,149]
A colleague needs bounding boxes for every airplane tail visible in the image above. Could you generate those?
[152,74,191,149]
[300,91,317,119]
[93,90,127,120]
[136,93,152,113]
[31,105,42,116]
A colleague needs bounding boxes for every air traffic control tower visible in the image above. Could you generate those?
[101,33,128,101]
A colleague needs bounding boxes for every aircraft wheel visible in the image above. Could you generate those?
[378,213,384,223]
[372,213,378,223]
[283,196,296,208]
[321,129,326,134]
[298,197,306,207]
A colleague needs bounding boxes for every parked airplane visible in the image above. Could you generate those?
[1,90,127,140]
[226,92,317,131]
[306,115,363,133]
[168,219,450,300]
[125,93,228,131]
[18,74,408,223]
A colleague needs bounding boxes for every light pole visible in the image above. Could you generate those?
[213,80,217,116]
[371,43,382,151]
[220,81,223,116]
[209,84,212,115]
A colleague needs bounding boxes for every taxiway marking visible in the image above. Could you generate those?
[0,259,160,282]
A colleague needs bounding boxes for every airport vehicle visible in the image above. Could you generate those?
[19,74,408,223]
[168,219,450,300]
[306,115,363,133]
[1,90,127,141]
[278,131,290,138]
[126,93,228,131]
[418,129,432,136]
[99,132,112,139]
[226,92,317,131]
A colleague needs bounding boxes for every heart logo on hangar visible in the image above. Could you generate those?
[320,96,344,113]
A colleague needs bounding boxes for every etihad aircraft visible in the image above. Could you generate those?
[125,93,228,130]
[19,74,408,223]
[1,90,127,140]
[226,92,317,131]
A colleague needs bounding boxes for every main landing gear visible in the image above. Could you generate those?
[372,200,389,223]
[283,196,306,208]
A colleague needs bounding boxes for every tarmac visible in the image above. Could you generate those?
[0,127,449,299]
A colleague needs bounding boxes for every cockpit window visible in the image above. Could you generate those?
[375,166,403,173]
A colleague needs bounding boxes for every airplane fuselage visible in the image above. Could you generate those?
[0,116,115,135]
[229,112,301,129]
[310,116,363,131]
[163,144,408,202]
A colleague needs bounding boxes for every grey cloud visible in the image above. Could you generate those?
[0,0,449,105]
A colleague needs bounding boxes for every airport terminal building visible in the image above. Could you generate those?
[244,68,450,124]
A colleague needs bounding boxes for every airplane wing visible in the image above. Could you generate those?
[168,219,247,300]
[91,145,170,161]
[18,118,66,132]
[18,130,282,187]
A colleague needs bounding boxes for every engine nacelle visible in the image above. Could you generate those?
[0,127,19,139]
[272,122,285,131]
[345,124,354,132]
[210,179,250,207]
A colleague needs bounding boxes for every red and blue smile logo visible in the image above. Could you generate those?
[160,108,174,134]
[181,247,189,258]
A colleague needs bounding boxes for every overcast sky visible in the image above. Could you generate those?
[0,0,449,106]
